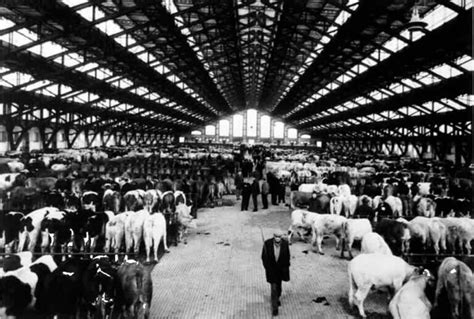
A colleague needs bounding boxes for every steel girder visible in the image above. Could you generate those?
[271,0,425,116]
[0,43,203,126]
[0,86,188,132]
[174,0,246,110]
[97,0,232,115]
[0,0,217,121]
[289,9,472,122]
[236,0,282,109]
[298,72,472,129]
[258,0,346,111]
[313,108,470,136]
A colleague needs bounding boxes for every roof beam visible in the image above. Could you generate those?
[98,0,232,114]
[0,43,204,126]
[288,9,472,121]
[298,72,472,129]
[313,108,470,136]
[0,86,187,132]
[0,0,217,119]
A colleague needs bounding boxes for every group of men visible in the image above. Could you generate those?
[235,170,287,212]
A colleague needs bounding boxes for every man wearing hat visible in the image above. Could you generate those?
[261,231,291,316]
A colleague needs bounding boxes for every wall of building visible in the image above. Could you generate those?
[182,109,315,146]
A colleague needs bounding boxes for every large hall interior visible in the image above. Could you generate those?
[0,0,472,318]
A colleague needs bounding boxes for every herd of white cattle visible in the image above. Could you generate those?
[287,207,473,318]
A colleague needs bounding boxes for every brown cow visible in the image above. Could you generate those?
[25,177,57,192]
[434,257,474,319]
[116,260,153,319]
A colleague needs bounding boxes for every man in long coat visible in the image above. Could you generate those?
[261,232,291,316]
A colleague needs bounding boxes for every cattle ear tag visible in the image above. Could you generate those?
[449,268,457,274]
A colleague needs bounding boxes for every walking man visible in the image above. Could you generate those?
[261,231,290,316]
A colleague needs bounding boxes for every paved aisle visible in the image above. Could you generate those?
[150,200,387,319]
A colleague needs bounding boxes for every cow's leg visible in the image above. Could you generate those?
[163,226,170,253]
[433,277,444,309]
[348,271,356,308]
[133,232,141,258]
[344,237,354,259]
[144,232,152,263]
[440,234,447,253]
[29,231,39,253]
[104,234,111,254]
[464,239,471,255]
[448,292,460,319]
[90,236,98,258]
[18,231,27,252]
[335,234,341,251]
[184,228,188,245]
[152,235,160,262]
[124,231,133,260]
[354,285,370,318]
[340,238,345,258]
[316,234,324,255]
[41,231,50,254]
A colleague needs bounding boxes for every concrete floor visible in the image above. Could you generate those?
[150,197,389,319]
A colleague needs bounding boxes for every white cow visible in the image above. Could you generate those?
[342,195,358,217]
[389,270,433,319]
[124,209,149,259]
[417,182,431,196]
[175,203,196,244]
[360,232,392,255]
[341,218,372,259]
[338,184,351,197]
[105,212,129,261]
[143,212,169,262]
[298,184,317,193]
[303,212,347,254]
[287,209,312,244]
[18,207,59,253]
[348,253,418,317]
[398,217,447,254]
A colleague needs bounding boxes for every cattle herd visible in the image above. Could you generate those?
[0,145,472,318]
[281,151,473,318]
[0,146,232,318]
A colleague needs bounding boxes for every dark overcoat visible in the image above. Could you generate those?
[261,238,290,283]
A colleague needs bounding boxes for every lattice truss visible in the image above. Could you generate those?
[0,0,472,143]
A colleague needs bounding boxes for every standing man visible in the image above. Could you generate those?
[261,232,290,316]
[235,170,244,200]
[251,177,260,212]
[261,177,269,209]
[241,179,251,211]
[278,178,286,205]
